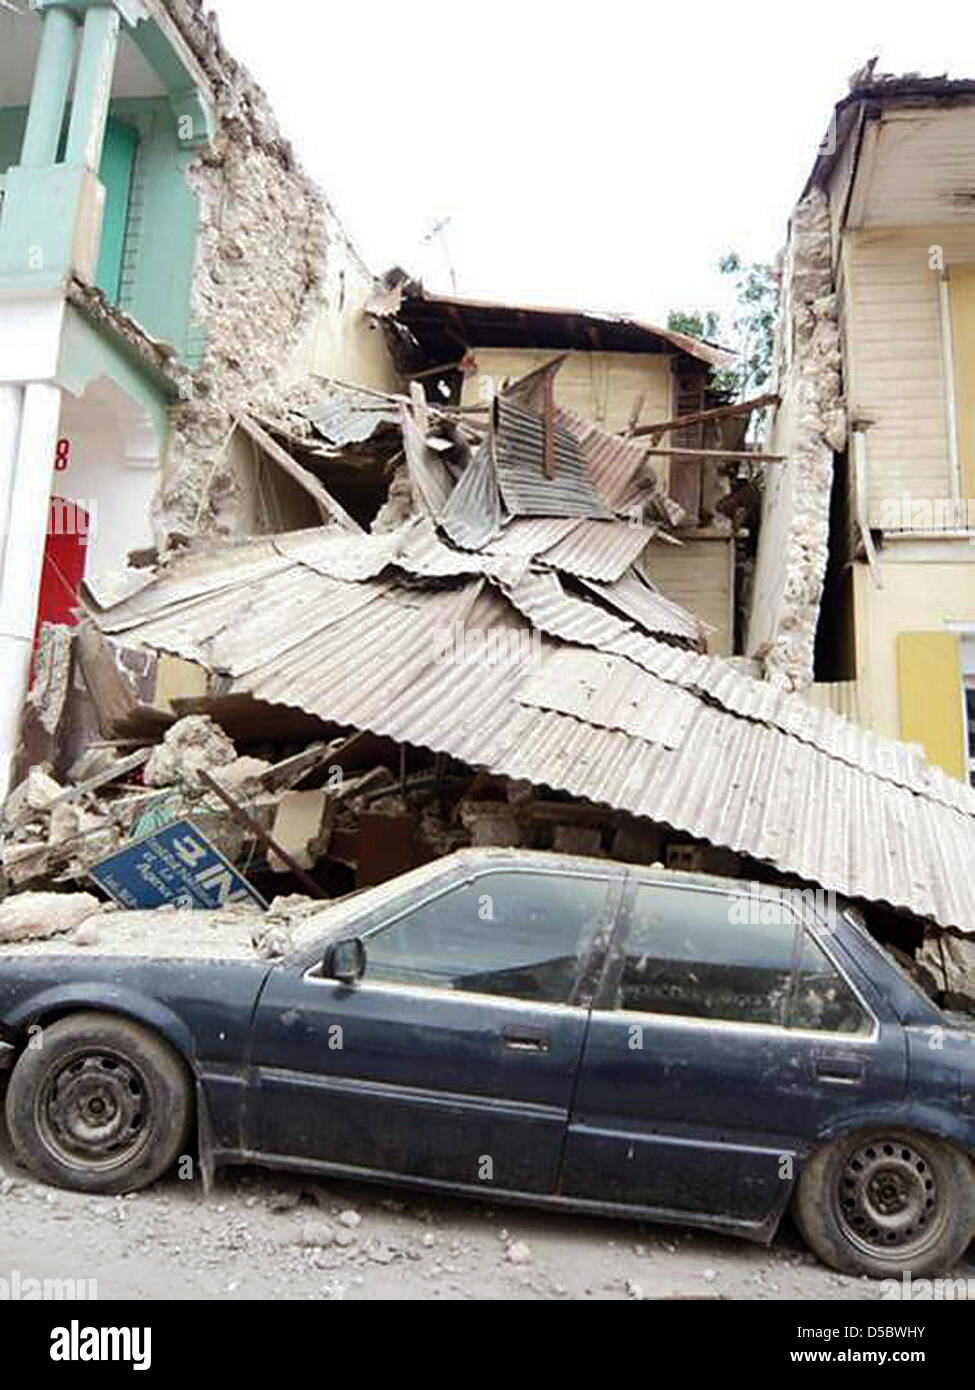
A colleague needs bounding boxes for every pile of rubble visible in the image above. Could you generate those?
[0,713,399,896]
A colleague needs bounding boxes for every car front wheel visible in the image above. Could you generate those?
[794,1128,975,1277]
[5,1012,193,1195]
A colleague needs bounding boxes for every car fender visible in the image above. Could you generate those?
[3,982,200,1077]
[803,1102,975,1164]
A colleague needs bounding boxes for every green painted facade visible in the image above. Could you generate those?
[1,94,201,361]
[94,115,138,303]
[107,96,201,363]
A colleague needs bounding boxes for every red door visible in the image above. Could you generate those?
[32,497,89,649]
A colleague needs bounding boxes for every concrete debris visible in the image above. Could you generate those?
[22,768,63,817]
[144,716,239,789]
[269,789,329,872]
[70,921,101,948]
[0,891,104,944]
[26,624,74,736]
[505,1241,533,1265]
[918,935,975,1015]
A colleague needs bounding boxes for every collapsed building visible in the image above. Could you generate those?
[2,363,974,1011]
[1,14,973,1009]
[0,0,396,798]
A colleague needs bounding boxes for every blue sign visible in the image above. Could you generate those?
[89,819,267,911]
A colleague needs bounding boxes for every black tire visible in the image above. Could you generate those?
[5,1011,193,1195]
[793,1128,975,1277]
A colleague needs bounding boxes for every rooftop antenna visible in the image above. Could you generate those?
[422,216,458,296]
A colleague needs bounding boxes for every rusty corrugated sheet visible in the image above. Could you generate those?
[556,406,659,509]
[106,555,975,933]
[494,398,613,519]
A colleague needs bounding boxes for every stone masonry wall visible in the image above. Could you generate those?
[151,0,381,542]
[747,188,847,690]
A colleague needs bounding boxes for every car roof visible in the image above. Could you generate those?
[434,847,833,904]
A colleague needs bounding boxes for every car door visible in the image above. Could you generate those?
[247,862,621,1195]
[558,877,906,1232]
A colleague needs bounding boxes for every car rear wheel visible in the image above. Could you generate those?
[5,1012,192,1195]
[794,1128,975,1277]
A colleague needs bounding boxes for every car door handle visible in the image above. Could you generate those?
[815,1054,865,1084]
[502,1025,550,1053]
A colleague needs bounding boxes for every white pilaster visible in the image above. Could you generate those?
[0,381,60,798]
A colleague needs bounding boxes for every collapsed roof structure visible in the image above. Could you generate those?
[79,368,975,937]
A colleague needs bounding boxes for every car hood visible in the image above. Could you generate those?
[0,905,270,964]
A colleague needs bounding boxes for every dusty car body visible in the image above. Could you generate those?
[0,848,973,1277]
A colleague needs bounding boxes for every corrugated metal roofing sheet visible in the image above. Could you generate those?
[606,630,975,819]
[105,555,975,933]
[503,570,633,648]
[556,406,659,509]
[438,440,503,552]
[482,517,579,559]
[304,384,401,445]
[539,518,657,583]
[482,516,657,584]
[494,398,614,519]
[401,407,453,518]
[516,648,698,749]
[581,568,699,645]
[389,518,526,587]
[99,525,974,822]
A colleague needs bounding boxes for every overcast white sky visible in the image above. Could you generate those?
[214,0,975,334]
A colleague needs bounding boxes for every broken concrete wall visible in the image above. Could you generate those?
[746,188,846,691]
[153,0,396,544]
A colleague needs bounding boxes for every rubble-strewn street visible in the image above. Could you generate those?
[2,0,975,1333]
[6,1117,966,1302]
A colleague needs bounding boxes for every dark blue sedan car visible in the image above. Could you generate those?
[1,848,973,1278]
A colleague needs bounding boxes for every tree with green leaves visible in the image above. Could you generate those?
[668,252,778,401]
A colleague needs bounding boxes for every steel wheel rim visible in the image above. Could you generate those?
[36,1046,153,1173]
[833,1135,947,1259]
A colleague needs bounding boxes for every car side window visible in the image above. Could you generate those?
[618,884,798,1026]
[361,871,612,1005]
[790,932,872,1035]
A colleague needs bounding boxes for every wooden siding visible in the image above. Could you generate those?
[840,225,975,522]
[460,347,673,438]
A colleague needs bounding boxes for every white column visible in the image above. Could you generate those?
[0,385,23,575]
[0,381,60,798]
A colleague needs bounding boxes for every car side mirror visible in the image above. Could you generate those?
[326,937,366,985]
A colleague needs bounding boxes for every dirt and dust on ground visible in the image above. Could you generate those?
[2,1116,968,1302]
